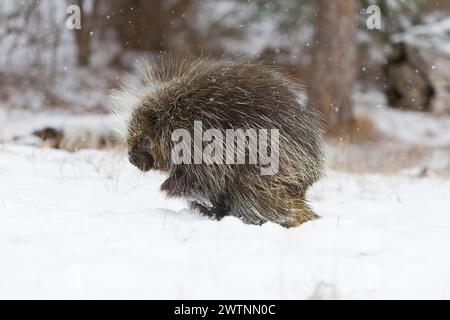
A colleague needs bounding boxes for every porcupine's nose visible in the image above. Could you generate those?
[128,137,154,171]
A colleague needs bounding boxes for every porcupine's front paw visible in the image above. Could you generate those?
[189,201,230,220]
[160,169,189,197]
[160,172,213,208]
[162,181,229,220]
[189,201,215,217]
[160,168,231,220]
[160,176,182,197]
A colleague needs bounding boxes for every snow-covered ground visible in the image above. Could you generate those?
[0,88,449,299]
[1,143,449,299]
[2,0,449,300]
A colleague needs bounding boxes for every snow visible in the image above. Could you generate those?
[1,144,450,299]
[0,109,113,142]
[392,16,450,56]
[354,90,450,148]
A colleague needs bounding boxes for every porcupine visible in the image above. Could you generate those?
[110,57,325,227]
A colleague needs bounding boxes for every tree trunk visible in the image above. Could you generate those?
[309,0,357,132]
[113,0,165,51]
[110,0,191,52]
[73,0,99,66]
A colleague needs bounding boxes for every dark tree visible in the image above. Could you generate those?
[309,0,357,132]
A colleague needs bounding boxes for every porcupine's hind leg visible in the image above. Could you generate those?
[225,180,318,227]
[282,191,320,228]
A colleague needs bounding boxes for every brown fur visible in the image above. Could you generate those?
[111,58,325,227]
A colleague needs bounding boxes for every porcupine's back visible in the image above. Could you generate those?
[143,58,325,224]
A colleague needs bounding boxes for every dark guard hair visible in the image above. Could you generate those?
[110,56,325,227]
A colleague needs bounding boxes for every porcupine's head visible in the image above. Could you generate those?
[126,102,162,172]
[109,58,173,172]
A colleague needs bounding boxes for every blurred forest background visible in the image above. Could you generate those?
[0,0,449,174]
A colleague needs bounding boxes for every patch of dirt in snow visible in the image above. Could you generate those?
[0,109,119,151]
[0,145,449,299]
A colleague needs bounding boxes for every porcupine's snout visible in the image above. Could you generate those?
[128,137,154,172]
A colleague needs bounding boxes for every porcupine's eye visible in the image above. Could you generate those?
[148,115,158,127]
